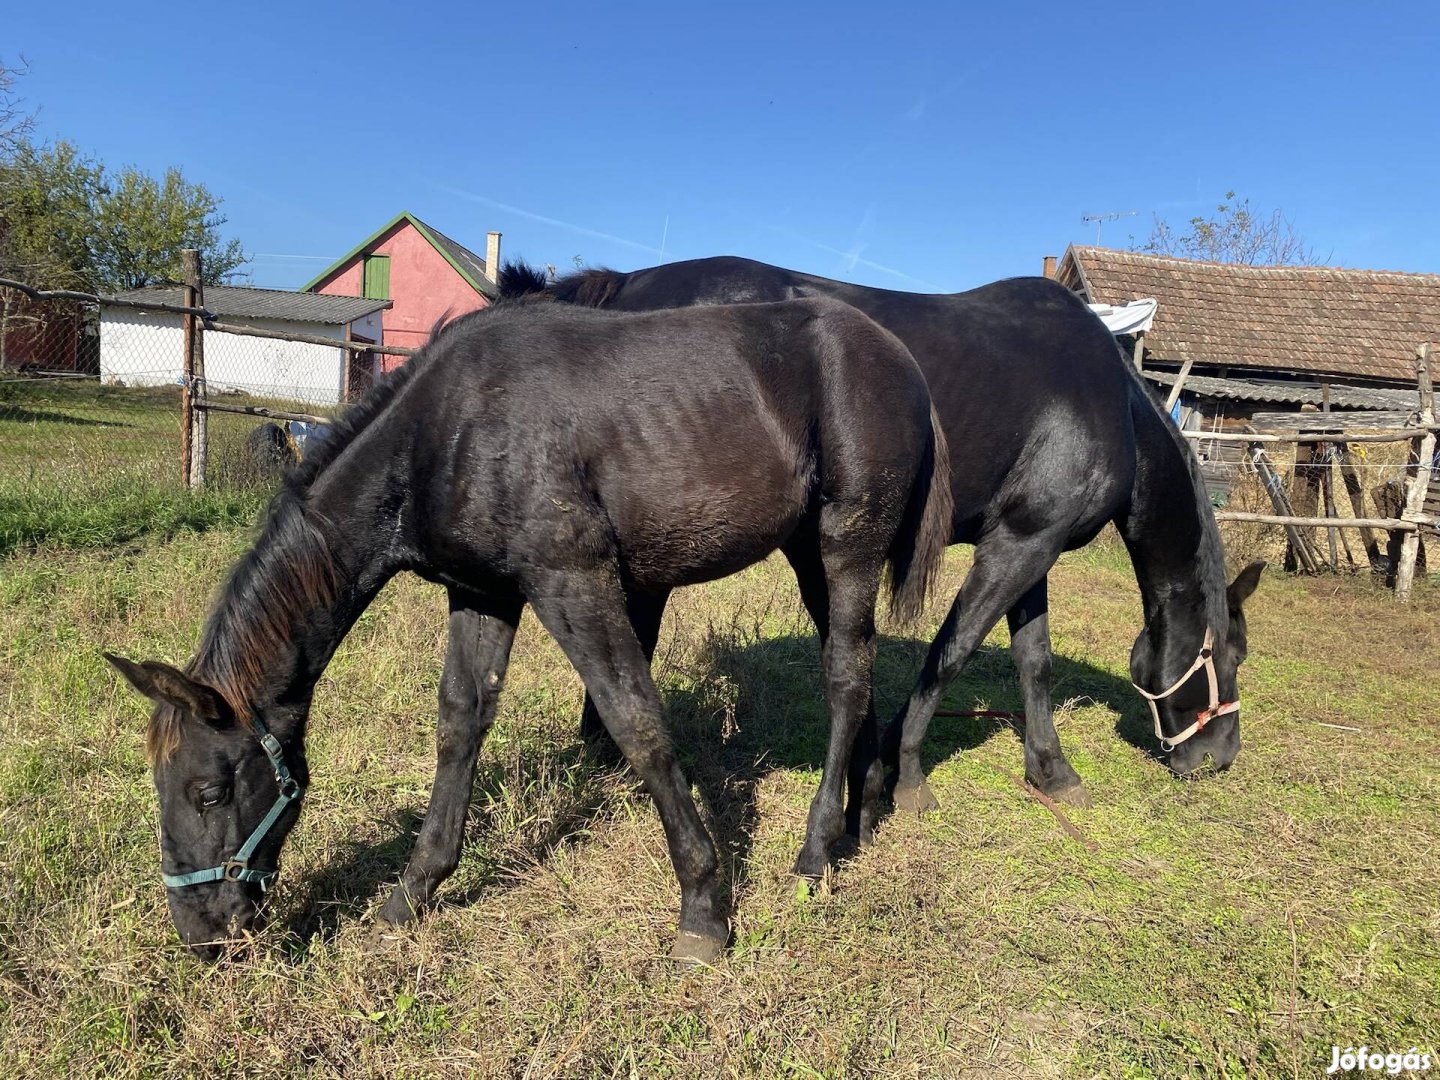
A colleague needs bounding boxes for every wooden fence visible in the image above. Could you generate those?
[1182,343,1437,602]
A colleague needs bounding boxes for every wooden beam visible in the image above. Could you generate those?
[195,400,335,426]
[1215,511,1425,531]
[1163,357,1194,413]
[204,319,417,356]
[1182,428,1439,444]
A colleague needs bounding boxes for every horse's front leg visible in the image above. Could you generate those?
[529,576,728,965]
[380,589,523,924]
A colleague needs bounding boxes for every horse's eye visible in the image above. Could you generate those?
[198,786,229,809]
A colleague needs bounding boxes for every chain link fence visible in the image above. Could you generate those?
[0,280,408,498]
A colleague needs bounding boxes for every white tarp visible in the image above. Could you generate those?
[1087,297,1157,336]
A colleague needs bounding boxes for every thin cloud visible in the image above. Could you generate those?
[763,222,943,291]
[433,184,663,256]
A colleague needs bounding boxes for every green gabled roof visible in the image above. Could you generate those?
[300,210,497,298]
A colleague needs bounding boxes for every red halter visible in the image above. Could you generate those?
[1131,627,1239,752]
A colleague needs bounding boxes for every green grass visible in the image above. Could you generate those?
[0,378,284,555]
[1,523,1437,1078]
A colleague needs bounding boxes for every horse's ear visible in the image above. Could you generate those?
[103,652,231,725]
[1227,561,1266,612]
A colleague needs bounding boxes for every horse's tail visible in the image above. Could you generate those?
[887,401,953,623]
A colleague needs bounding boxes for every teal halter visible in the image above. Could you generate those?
[161,716,302,891]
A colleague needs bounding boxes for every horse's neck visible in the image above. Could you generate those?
[194,451,405,719]
[1120,396,1224,629]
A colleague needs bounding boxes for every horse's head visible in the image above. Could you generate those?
[1129,561,1264,775]
[105,653,306,960]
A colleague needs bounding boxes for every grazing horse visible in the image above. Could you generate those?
[106,298,952,964]
[500,257,1265,814]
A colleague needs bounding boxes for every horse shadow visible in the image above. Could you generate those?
[289,627,1140,949]
[660,629,1139,901]
[0,406,131,427]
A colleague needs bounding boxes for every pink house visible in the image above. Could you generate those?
[303,211,500,374]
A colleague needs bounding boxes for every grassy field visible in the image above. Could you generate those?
[0,378,312,556]
[2,512,1437,1078]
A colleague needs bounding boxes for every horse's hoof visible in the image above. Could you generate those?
[379,888,422,926]
[791,846,832,881]
[892,780,940,815]
[671,930,725,967]
[1045,781,1092,809]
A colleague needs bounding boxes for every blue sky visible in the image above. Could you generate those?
[8,1,1440,292]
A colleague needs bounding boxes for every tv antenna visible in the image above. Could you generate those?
[1081,210,1137,245]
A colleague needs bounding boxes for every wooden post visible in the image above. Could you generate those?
[342,323,354,404]
[1334,446,1377,565]
[1132,330,1145,373]
[1320,387,1341,568]
[1247,441,1320,574]
[182,250,207,490]
[1395,343,1436,601]
[180,256,195,485]
[1163,357,1194,414]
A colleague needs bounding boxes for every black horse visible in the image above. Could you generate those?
[500,257,1265,812]
[106,298,952,963]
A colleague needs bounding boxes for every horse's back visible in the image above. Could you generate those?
[412,299,928,589]
[595,260,1140,546]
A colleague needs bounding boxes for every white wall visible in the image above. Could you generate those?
[101,310,349,406]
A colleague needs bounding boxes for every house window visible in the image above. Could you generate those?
[362,255,391,300]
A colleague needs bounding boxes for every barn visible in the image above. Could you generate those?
[100,285,390,406]
[301,211,500,374]
[1053,246,1439,497]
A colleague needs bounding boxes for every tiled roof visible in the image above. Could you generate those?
[1057,246,1440,384]
[111,284,391,325]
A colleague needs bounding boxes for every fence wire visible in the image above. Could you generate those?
[0,285,389,501]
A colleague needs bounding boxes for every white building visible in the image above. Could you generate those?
[101,285,391,406]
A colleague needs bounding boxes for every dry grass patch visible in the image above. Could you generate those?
[2,530,1437,1078]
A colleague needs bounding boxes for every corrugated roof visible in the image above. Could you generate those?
[1143,370,1420,410]
[1057,245,1440,383]
[110,284,391,325]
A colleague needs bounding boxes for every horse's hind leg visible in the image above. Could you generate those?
[528,578,727,965]
[882,529,1069,813]
[381,589,523,924]
[790,538,884,880]
[784,542,882,849]
[579,588,670,758]
[1008,577,1088,807]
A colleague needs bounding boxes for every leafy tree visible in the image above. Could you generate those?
[0,140,104,290]
[1,138,247,291]
[91,166,247,289]
[1139,191,1322,266]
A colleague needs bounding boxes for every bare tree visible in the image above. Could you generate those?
[1139,191,1323,266]
[1,58,36,158]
